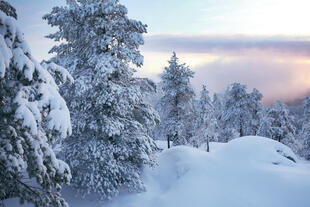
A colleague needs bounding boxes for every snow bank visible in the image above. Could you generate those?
[155,140,172,150]
[6,136,310,207]
[108,136,310,207]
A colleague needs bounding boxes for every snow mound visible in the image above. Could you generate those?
[216,136,298,166]
[8,136,309,207]
[200,141,226,152]
[108,136,310,207]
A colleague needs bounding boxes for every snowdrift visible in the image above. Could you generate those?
[6,136,310,207]
[108,136,310,207]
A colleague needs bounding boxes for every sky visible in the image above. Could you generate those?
[9,0,310,104]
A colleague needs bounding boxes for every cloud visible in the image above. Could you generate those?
[192,55,310,105]
[138,34,310,104]
[143,34,310,57]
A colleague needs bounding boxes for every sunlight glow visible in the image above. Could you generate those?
[200,0,310,35]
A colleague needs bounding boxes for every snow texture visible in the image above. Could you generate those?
[106,136,310,207]
[6,136,310,207]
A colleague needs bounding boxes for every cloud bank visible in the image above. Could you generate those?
[143,34,310,56]
[139,34,310,104]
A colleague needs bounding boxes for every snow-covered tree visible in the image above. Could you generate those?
[212,93,225,142]
[0,0,16,19]
[300,96,310,159]
[258,101,300,153]
[221,83,248,141]
[213,93,223,120]
[145,82,166,140]
[247,88,264,135]
[190,85,218,151]
[155,52,195,147]
[221,83,263,141]
[0,5,72,207]
[44,0,159,200]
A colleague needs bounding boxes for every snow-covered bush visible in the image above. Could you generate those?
[0,3,72,207]
[44,0,159,200]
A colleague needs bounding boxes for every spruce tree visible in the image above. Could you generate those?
[0,0,17,19]
[213,93,223,121]
[0,4,72,206]
[247,88,264,135]
[156,52,195,147]
[212,93,226,142]
[44,0,159,200]
[190,85,219,151]
[300,96,310,159]
[258,101,300,153]
[221,83,263,141]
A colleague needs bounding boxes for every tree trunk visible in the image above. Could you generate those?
[167,135,171,149]
[206,137,210,152]
[240,120,243,137]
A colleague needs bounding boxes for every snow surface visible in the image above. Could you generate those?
[108,136,310,207]
[155,140,172,150]
[6,136,310,207]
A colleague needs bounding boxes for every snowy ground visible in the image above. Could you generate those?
[108,136,310,207]
[6,136,310,207]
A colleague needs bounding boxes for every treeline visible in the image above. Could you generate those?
[152,52,310,157]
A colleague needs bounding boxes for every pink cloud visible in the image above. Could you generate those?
[140,34,310,104]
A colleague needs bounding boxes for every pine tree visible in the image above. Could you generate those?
[190,85,218,151]
[0,4,72,207]
[156,52,195,147]
[0,0,17,19]
[222,83,248,141]
[258,101,300,153]
[213,93,226,142]
[300,96,310,159]
[221,83,263,141]
[247,88,264,135]
[213,93,223,121]
[44,0,159,200]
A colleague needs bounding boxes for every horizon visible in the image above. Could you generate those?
[9,0,310,105]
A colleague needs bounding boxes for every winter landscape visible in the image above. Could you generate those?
[1,0,310,207]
